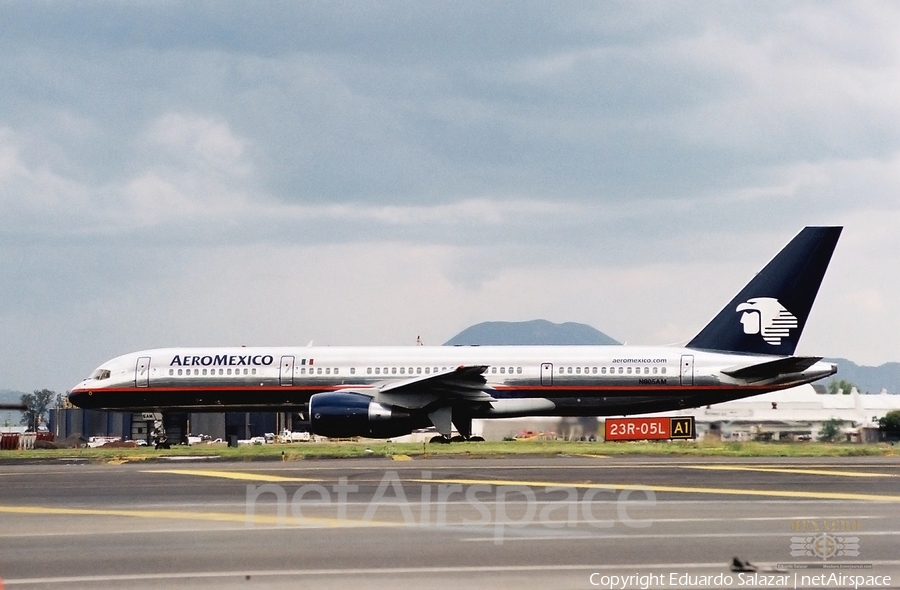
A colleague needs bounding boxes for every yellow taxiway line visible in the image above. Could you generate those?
[681,465,898,478]
[142,469,321,482]
[409,477,900,502]
[0,505,369,527]
[143,468,900,502]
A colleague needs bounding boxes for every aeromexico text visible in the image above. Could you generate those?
[169,355,672,367]
[170,354,275,367]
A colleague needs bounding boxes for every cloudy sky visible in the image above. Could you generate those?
[1,2,899,393]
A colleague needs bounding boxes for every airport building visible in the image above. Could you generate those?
[478,385,900,442]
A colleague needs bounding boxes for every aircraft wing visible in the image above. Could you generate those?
[371,365,495,409]
[722,356,823,382]
[381,365,494,399]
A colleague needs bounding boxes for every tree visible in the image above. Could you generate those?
[827,380,859,395]
[878,410,900,438]
[20,389,57,431]
[818,418,845,442]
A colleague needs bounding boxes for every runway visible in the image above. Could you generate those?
[1,455,898,589]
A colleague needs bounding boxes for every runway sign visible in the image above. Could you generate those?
[604,416,695,441]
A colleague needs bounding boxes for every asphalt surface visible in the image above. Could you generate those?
[1,455,899,589]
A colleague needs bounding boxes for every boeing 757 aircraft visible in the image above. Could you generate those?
[69,226,841,441]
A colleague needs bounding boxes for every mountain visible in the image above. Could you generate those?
[444,320,619,346]
[825,359,900,394]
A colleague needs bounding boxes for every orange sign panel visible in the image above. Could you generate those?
[605,416,695,441]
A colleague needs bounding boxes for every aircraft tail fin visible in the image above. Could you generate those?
[686,226,841,355]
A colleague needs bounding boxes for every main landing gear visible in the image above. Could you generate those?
[426,406,484,443]
[429,435,486,444]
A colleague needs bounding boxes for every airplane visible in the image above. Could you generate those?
[69,226,842,442]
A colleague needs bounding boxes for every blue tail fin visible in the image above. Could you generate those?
[686,226,841,355]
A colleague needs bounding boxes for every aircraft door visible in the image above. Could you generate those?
[135,356,151,388]
[540,363,553,386]
[679,355,694,386]
[279,355,295,386]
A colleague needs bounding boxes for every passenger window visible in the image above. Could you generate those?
[618,367,624,374]
[425,367,430,374]
[178,369,183,376]
[661,367,666,374]
[375,367,381,375]
[367,368,372,374]
[652,367,658,374]
[169,369,174,376]
[252,368,257,375]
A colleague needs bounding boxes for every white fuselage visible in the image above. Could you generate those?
[68,344,836,417]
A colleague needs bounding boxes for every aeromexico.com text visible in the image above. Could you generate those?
[611,358,668,364]
[245,471,656,543]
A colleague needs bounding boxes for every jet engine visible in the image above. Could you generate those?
[309,392,416,438]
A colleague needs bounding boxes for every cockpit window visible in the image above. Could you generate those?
[91,369,111,381]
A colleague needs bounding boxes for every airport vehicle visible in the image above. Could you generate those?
[69,227,841,441]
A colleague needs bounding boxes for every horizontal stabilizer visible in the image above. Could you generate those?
[722,356,823,381]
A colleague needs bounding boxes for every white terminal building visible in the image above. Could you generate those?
[474,386,900,443]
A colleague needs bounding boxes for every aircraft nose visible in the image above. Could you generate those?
[67,387,92,409]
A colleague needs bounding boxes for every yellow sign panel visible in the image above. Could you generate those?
[670,417,695,439]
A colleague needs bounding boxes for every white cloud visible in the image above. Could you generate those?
[144,113,251,177]
[3,3,900,392]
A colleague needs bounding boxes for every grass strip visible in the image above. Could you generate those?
[0,440,897,462]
